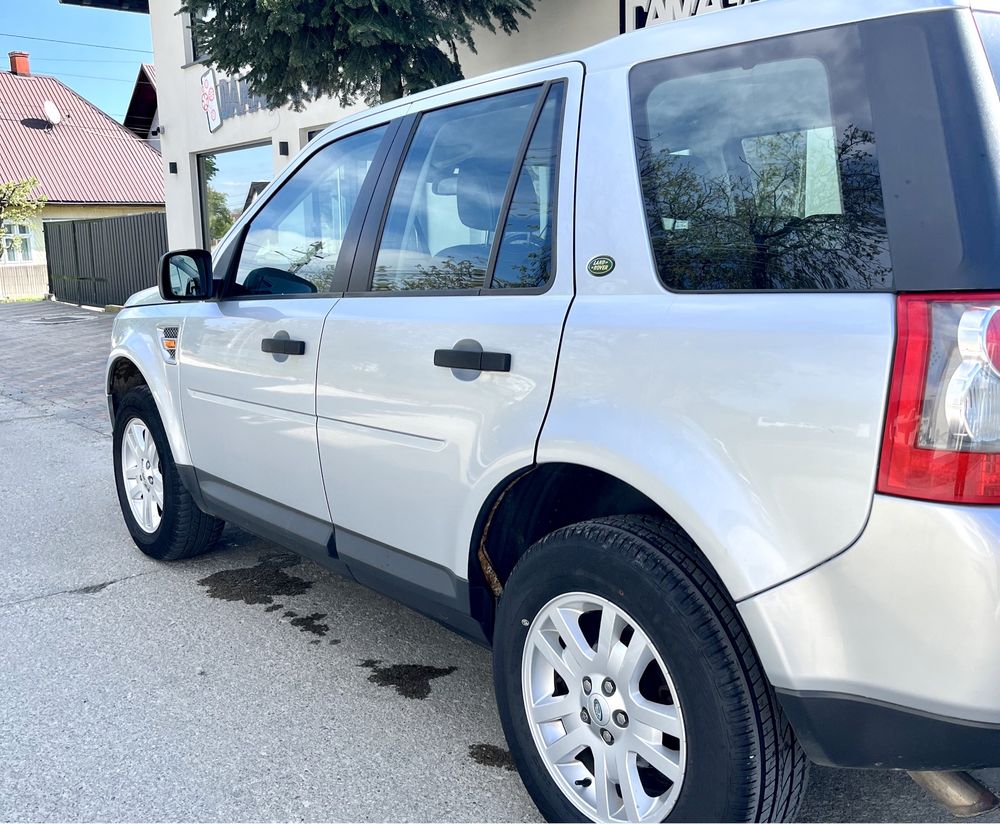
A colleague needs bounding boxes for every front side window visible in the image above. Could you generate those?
[371,87,543,292]
[2,223,32,264]
[631,29,891,291]
[233,125,387,296]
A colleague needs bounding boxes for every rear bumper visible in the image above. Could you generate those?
[739,494,1000,769]
[775,690,1000,770]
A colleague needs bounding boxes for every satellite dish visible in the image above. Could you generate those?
[42,100,62,126]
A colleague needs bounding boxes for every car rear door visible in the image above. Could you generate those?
[315,65,582,596]
[178,118,399,531]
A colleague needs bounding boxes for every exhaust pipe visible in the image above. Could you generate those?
[909,771,999,818]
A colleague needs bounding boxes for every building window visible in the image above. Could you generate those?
[2,224,33,264]
[198,143,274,249]
[306,127,331,144]
[188,9,214,63]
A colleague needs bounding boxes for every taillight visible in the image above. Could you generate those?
[879,293,1000,504]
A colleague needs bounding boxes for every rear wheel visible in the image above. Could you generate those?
[492,515,808,823]
[113,386,223,561]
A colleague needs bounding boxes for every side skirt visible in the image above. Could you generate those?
[177,466,489,646]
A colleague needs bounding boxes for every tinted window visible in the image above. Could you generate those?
[491,83,565,290]
[372,88,542,292]
[234,126,386,296]
[630,33,891,291]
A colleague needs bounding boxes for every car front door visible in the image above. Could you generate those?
[178,120,397,538]
[315,66,582,609]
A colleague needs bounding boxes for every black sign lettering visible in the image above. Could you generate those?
[620,0,762,33]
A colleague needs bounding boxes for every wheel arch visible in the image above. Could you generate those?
[467,462,726,643]
[107,355,149,416]
[106,343,191,466]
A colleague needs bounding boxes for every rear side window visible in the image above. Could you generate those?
[630,28,892,291]
[372,88,541,292]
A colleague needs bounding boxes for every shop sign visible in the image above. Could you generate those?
[198,73,271,133]
[200,69,222,133]
[217,77,270,121]
[621,0,763,33]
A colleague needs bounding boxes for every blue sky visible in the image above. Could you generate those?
[0,0,153,123]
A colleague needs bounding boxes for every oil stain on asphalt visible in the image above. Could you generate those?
[359,659,457,699]
[289,612,329,636]
[197,553,312,605]
[469,744,517,772]
[278,610,329,636]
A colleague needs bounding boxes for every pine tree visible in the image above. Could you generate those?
[181,0,535,108]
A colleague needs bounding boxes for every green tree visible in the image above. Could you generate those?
[0,178,45,255]
[180,0,534,108]
[206,187,234,245]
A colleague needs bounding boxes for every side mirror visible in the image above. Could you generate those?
[159,249,213,301]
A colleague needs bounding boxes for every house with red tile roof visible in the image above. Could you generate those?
[0,51,164,297]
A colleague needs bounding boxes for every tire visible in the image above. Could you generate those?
[493,515,808,823]
[113,386,224,561]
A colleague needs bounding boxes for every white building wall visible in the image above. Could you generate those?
[149,0,625,249]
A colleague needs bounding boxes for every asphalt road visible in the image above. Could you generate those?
[1,299,999,823]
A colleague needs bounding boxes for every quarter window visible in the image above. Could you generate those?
[630,31,891,291]
[233,126,387,297]
[491,83,565,290]
[371,87,543,292]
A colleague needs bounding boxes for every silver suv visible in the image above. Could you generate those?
[107,1,1000,820]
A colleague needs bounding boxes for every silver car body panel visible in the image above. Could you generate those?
[740,494,1000,724]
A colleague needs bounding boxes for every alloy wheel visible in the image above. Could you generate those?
[120,418,163,534]
[522,592,686,822]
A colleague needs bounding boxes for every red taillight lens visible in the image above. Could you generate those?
[879,293,1000,504]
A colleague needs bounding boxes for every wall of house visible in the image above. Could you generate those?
[148,110,161,153]
[0,204,166,301]
[0,215,45,300]
[149,0,625,249]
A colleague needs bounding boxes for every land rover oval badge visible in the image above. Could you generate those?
[587,255,616,277]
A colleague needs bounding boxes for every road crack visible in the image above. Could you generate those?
[0,571,154,610]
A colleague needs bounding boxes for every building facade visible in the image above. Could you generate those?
[0,51,164,299]
[64,0,761,250]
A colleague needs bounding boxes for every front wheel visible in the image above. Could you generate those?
[113,386,224,561]
[492,515,808,823]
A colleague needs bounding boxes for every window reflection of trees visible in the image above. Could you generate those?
[637,125,891,291]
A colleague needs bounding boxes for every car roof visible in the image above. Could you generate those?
[320,0,986,140]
